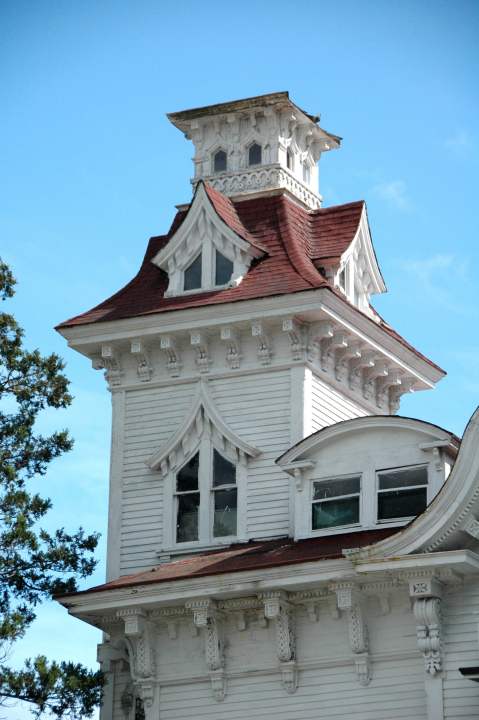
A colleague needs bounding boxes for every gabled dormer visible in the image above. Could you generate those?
[151,182,266,297]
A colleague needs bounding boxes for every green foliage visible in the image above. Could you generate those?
[0,259,103,717]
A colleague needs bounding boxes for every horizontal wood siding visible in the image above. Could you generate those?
[311,373,369,431]
[443,578,479,718]
[211,370,291,539]
[120,383,195,574]
[158,660,426,720]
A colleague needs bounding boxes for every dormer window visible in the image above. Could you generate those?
[377,465,428,522]
[215,249,234,286]
[213,149,227,173]
[248,143,262,166]
[312,475,361,530]
[183,253,202,291]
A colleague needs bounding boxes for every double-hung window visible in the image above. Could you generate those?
[312,475,361,531]
[377,464,428,521]
[175,445,238,545]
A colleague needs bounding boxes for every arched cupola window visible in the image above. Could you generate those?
[248,143,262,166]
[213,149,227,173]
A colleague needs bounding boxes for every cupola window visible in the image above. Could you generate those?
[183,253,202,291]
[248,143,262,166]
[215,249,234,286]
[312,475,361,530]
[377,465,428,521]
[213,149,227,173]
[303,163,311,184]
[286,150,293,170]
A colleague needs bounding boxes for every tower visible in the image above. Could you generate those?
[55,94,479,720]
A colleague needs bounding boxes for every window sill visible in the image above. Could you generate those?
[157,537,246,563]
[305,518,412,540]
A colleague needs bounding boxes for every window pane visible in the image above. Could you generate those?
[213,488,237,537]
[214,150,227,173]
[313,476,360,501]
[303,164,310,183]
[176,492,199,542]
[312,497,359,530]
[177,453,199,492]
[378,466,428,490]
[286,151,293,170]
[378,487,427,521]
[213,449,236,487]
[248,143,262,166]
[184,254,202,291]
[215,250,234,286]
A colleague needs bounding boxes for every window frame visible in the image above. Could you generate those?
[376,463,429,523]
[167,434,246,551]
[248,142,262,167]
[212,148,227,174]
[310,472,362,535]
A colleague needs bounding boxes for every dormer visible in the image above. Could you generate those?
[315,202,386,314]
[152,182,266,297]
[277,416,459,541]
[167,91,341,210]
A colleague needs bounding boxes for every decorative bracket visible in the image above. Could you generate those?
[349,352,375,392]
[131,340,152,382]
[251,320,273,366]
[190,332,211,374]
[362,359,389,402]
[93,344,122,387]
[220,326,242,369]
[116,609,156,681]
[464,514,479,539]
[335,343,362,383]
[406,574,443,675]
[282,317,305,361]
[259,591,297,694]
[376,369,402,410]
[159,335,182,377]
[186,600,226,701]
[331,583,371,686]
[320,331,348,374]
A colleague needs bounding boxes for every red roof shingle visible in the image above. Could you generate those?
[66,529,396,597]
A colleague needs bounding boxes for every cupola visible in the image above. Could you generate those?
[167,92,341,210]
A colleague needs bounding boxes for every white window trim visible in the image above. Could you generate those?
[310,472,362,534]
[166,432,247,550]
[375,462,429,525]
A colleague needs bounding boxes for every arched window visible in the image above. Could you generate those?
[215,249,234,286]
[183,254,202,291]
[248,143,262,166]
[286,150,293,170]
[213,149,227,173]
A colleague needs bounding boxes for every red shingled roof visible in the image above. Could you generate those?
[55,185,443,374]
[65,529,396,597]
[57,186,361,329]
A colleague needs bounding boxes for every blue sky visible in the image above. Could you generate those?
[1,0,478,716]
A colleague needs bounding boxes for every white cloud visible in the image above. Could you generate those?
[445,129,473,154]
[399,253,474,317]
[372,179,410,210]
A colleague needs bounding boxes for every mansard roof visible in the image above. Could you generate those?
[57,184,375,326]
[62,528,395,596]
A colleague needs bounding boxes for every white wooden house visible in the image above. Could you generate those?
[56,92,479,720]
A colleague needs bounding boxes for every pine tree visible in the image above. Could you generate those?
[0,259,103,718]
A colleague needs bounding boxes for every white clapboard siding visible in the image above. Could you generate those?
[443,579,479,718]
[311,373,369,431]
[211,370,291,539]
[119,383,195,574]
[158,659,426,720]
